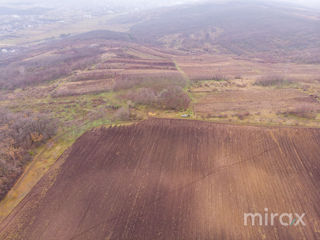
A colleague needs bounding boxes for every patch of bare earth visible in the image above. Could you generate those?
[0,119,320,239]
[194,88,320,117]
[174,54,320,81]
[52,79,114,97]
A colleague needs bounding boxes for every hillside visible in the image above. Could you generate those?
[1,2,320,239]
[126,1,320,62]
[1,26,320,206]
[1,119,320,239]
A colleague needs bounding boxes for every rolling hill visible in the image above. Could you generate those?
[1,2,320,239]
[124,1,320,62]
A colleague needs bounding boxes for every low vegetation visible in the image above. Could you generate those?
[69,71,115,82]
[280,105,318,119]
[113,72,186,91]
[0,46,103,90]
[254,75,293,87]
[125,86,191,110]
[113,106,131,121]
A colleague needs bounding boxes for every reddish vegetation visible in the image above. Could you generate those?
[0,46,103,90]
[52,79,114,97]
[97,58,177,70]
[113,71,185,91]
[0,110,57,201]
[1,119,319,239]
[124,86,190,110]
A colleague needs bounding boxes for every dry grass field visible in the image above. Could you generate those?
[174,53,320,127]
[1,118,320,240]
[194,88,320,124]
[52,79,115,97]
[174,54,320,81]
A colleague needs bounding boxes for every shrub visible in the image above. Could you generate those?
[282,105,317,119]
[124,86,191,111]
[211,73,227,81]
[8,114,58,148]
[254,75,293,87]
[113,106,131,121]
[158,87,191,110]
[233,112,250,120]
[126,88,157,105]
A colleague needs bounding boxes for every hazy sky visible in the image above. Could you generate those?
[276,0,320,8]
[0,0,319,9]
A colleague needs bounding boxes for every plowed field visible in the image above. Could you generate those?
[1,119,320,240]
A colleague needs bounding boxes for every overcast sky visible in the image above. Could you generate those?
[275,0,320,8]
[0,0,319,9]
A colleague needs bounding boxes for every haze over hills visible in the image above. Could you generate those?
[1,0,320,59]
[0,0,204,10]
[122,1,320,62]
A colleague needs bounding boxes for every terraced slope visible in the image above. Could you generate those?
[1,119,320,239]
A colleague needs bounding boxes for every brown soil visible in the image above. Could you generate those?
[1,118,320,239]
[53,79,114,97]
[174,54,320,81]
[194,88,320,116]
